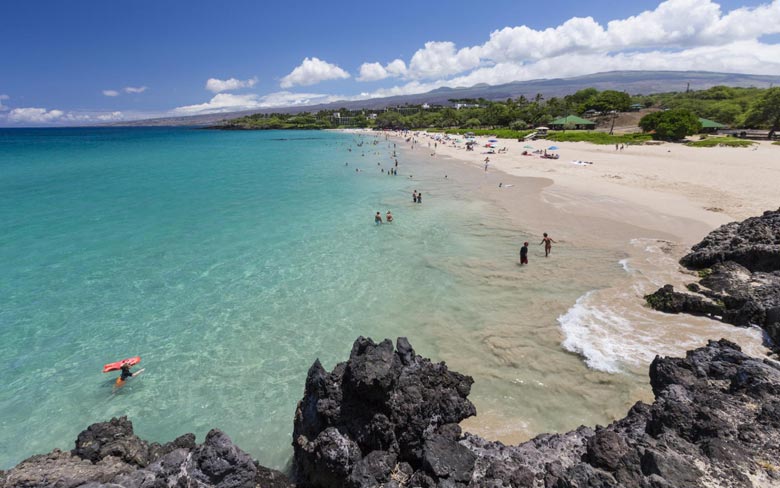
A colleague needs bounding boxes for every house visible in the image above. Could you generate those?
[549,115,596,130]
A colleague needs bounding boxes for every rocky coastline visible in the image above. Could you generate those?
[645,208,780,350]
[4,336,780,487]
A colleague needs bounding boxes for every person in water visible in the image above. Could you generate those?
[116,364,140,387]
[375,212,383,225]
[520,242,529,265]
[540,233,556,257]
[416,192,422,204]
[412,190,418,203]
[386,210,393,222]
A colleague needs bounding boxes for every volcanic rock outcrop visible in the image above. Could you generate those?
[0,417,294,488]
[646,208,780,348]
[4,336,780,487]
[292,336,780,487]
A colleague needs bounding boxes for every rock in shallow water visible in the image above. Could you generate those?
[646,208,780,349]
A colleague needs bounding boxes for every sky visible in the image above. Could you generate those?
[1,0,779,126]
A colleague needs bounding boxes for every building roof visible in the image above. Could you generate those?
[698,117,725,128]
[550,115,596,126]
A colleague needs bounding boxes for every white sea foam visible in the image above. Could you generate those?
[618,258,631,273]
[558,291,628,374]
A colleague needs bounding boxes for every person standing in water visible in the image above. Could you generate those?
[412,190,418,203]
[375,212,383,225]
[540,233,556,257]
[386,210,393,222]
[416,192,422,204]
[520,242,529,265]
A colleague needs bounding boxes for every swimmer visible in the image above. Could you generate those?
[115,364,142,387]
[386,211,393,223]
[375,212,383,225]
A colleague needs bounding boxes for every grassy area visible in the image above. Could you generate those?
[773,141,780,146]
[438,128,536,139]
[686,137,756,148]
[545,131,652,145]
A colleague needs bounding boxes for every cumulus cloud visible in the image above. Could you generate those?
[279,57,350,88]
[102,89,120,97]
[372,0,780,83]
[173,91,349,115]
[7,107,65,123]
[0,94,9,111]
[124,86,148,94]
[205,77,258,93]
[357,59,407,81]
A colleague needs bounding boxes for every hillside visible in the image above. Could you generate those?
[110,71,780,127]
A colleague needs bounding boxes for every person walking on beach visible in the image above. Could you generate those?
[375,212,383,225]
[540,233,556,257]
[520,242,529,265]
[484,157,490,172]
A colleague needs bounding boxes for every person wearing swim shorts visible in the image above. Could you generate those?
[520,242,529,265]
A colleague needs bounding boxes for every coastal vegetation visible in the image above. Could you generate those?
[220,86,780,140]
[686,137,755,147]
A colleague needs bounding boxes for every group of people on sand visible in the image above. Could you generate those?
[519,233,556,265]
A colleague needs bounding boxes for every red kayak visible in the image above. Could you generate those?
[103,356,141,373]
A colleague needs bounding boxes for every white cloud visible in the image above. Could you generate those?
[7,107,65,124]
[205,77,258,93]
[124,86,148,94]
[95,111,124,121]
[172,91,350,116]
[367,0,780,83]
[102,90,120,97]
[279,57,350,88]
[0,94,9,112]
[357,59,407,82]
[173,93,262,115]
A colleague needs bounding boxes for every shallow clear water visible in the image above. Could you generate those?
[0,128,764,469]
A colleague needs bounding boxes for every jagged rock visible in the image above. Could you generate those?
[680,209,780,272]
[2,418,294,488]
[647,209,780,349]
[644,284,723,317]
[292,336,476,487]
[6,337,780,488]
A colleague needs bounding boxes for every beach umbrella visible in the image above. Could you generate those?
[548,145,559,150]
[488,138,498,142]
[523,145,534,149]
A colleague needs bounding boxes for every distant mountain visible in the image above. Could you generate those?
[110,71,780,127]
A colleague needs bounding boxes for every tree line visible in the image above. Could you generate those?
[220,86,780,140]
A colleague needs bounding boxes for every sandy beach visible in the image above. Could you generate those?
[420,132,779,229]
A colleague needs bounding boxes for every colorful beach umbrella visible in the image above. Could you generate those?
[548,146,559,150]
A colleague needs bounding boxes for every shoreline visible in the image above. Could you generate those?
[344,128,773,444]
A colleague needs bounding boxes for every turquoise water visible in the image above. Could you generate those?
[1,127,639,470]
[0,128,489,467]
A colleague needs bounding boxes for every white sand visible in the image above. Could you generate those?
[414,132,780,235]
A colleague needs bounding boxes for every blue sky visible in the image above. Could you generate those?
[1,0,778,125]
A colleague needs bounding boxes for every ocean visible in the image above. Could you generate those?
[0,127,764,470]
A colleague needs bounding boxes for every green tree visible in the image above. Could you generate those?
[374,111,404,129]
[639,109,702,140]
[744,87,780,130]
